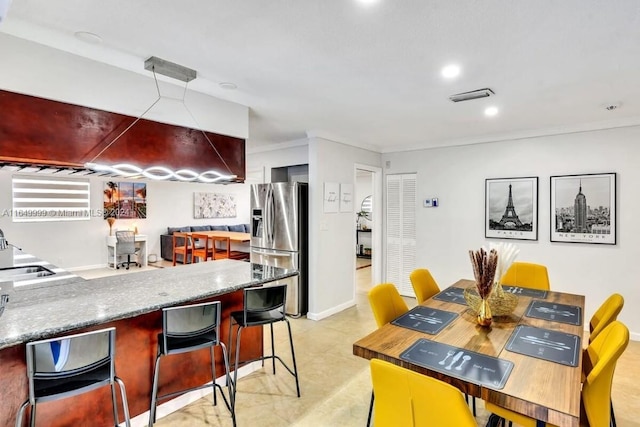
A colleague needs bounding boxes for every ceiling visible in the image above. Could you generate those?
[2,0,640,153]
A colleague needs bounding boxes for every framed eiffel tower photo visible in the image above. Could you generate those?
[485,177,538,241]
[550,173,616,244]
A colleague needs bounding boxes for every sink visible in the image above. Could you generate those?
[0,265,55,282]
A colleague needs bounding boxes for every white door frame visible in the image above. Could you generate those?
[354,163,383,294]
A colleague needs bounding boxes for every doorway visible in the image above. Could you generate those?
[354,166,378,294]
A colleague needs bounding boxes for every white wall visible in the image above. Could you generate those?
[308,137,382,318]
[246,143,309,183]
[382,126,640,339]
[0,170,251,269]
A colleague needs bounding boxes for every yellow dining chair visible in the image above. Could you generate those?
[500,262,550,290]
[366,283,409,426]
[409,268,440,304]
[368,283,409,328]
[588,293,624,427]
[370,358,476,427]
[485,321,629,427]
[590,293,624,343]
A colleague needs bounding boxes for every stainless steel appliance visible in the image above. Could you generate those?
[250,182,308,317]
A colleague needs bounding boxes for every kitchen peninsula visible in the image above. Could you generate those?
[0,250,297,426]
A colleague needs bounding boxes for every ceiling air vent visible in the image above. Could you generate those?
[449,88,494,103]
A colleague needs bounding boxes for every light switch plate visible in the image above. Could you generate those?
[423,198,439,208]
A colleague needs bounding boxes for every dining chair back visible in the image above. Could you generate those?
[500,262,550,291]
[409,269,440,304]
[368,283,409,328]
[15,327,131,427]
[172,232,192,266]
[590,293,624,343]
[366,283,410,426]
[370,358,476,427]
[582,320,629,427]
[211,236,231,260]
[191,233,210,262]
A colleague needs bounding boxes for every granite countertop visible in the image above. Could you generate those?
[0,259,297,350]
[0,248,82,291]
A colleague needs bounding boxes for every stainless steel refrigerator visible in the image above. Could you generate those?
[250,182,308,317]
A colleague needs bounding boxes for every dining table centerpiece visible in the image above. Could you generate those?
[464,243,520,319]
[490,242,519,298]
[468,247,498,327]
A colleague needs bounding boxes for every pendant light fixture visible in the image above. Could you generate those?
[84,57,238,183]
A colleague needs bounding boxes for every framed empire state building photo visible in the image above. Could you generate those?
[550,173,616,245]
[485,177,538,241]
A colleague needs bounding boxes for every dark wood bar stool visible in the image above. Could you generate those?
[149,301,235,427]
[228,284,300,408]
[15,327,131,427]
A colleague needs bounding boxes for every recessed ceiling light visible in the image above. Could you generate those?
[484,106,499,117]
[219,82,237,90]
[356,0,380,6]
[441,64,461,79]
[74,31,103,44]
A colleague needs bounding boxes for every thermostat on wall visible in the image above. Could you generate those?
[423,198,439,208]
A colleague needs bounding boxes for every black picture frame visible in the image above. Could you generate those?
[550,173,616,244]
[485,177,538,241]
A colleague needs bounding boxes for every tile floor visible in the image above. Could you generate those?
[78,262,640,427]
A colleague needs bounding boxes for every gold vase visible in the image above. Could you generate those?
[107,218,116,236]
[477,298,492,327]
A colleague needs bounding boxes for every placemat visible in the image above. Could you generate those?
[506,325,581,367]
[525,300,582,326]
[400,338,514,390]
[432,287,467,305]
[500,285,548,299]
[392,306,458,335]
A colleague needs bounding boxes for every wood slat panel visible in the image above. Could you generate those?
[0,90,246,180]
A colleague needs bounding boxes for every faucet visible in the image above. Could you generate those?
[0,228,7,250]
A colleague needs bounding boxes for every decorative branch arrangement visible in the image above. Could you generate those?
[469,247,498,299]
[489,242,519,297]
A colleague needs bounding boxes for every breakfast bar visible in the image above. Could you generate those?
[0,252,297,426]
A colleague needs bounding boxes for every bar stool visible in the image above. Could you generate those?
[149,301,235,427]
[228,284,300,407]
[15,327,131,427]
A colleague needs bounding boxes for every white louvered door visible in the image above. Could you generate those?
[385,174,417,296]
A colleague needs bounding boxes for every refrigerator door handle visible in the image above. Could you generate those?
[252,249,293,257]
[265,185,272,245]
[268,185,276,243]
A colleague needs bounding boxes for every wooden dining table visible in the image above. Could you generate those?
[353,279,585,427]
[185,230,251,243]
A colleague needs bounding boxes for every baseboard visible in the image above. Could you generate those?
[66,264,107,272]
[631,331,640,342]
[307,299,356,321]
[125,361,262,427]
